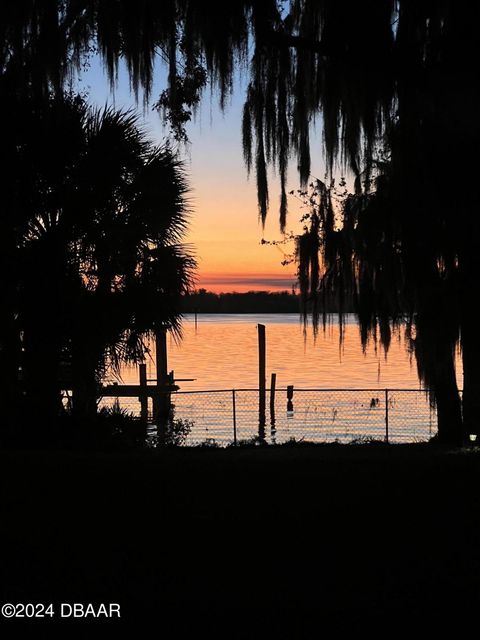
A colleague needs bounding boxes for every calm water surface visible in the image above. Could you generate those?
[113,314,466,444]
[121,313,463,390]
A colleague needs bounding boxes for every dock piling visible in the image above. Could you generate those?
[258,324,266,438]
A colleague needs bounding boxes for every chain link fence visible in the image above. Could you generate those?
[98,388,438,446]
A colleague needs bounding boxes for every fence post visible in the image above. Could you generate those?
[385,388,389,443]
[232,389,237,446]
[139,363,148,422]
[287,385,294,416]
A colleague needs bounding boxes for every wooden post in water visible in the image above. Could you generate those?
[270,372,277,441]
[270,373,276,412]
[139,363,148,423]
[258,324,266,438]
[154,327,170,441]
[156,328,168,386]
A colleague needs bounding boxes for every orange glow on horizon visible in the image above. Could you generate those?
[182,98,312,294]
[194,272,297,293]
[186,174,302,294]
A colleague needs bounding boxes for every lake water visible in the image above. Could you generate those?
[108,314,463,445]
[121,313,462,390]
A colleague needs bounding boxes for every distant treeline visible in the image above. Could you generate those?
[182,289,354,314]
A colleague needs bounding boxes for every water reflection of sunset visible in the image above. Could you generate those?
[121,315,463,391]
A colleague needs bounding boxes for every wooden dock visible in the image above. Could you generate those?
[100,383,179,398]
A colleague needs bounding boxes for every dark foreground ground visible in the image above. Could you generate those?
[1,443,480,638]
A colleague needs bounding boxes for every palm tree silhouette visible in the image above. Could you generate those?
[13,95,194,432]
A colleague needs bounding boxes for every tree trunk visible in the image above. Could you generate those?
[434,372,463,446]
[459,238,480,443]
[71,353,99,422]
[71,379,98,420]
[21,322,63,440]
[0,119,22,440]
[0,302,21,439]
[461,314,480,440]
[414,299,463,446]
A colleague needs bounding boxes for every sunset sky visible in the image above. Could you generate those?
[82,58,326,292]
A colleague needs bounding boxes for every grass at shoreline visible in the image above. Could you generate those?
[2,444,480,636]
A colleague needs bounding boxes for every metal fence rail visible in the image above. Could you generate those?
[99,387,438,446]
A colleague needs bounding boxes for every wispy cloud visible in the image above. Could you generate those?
[197,273,297,292]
